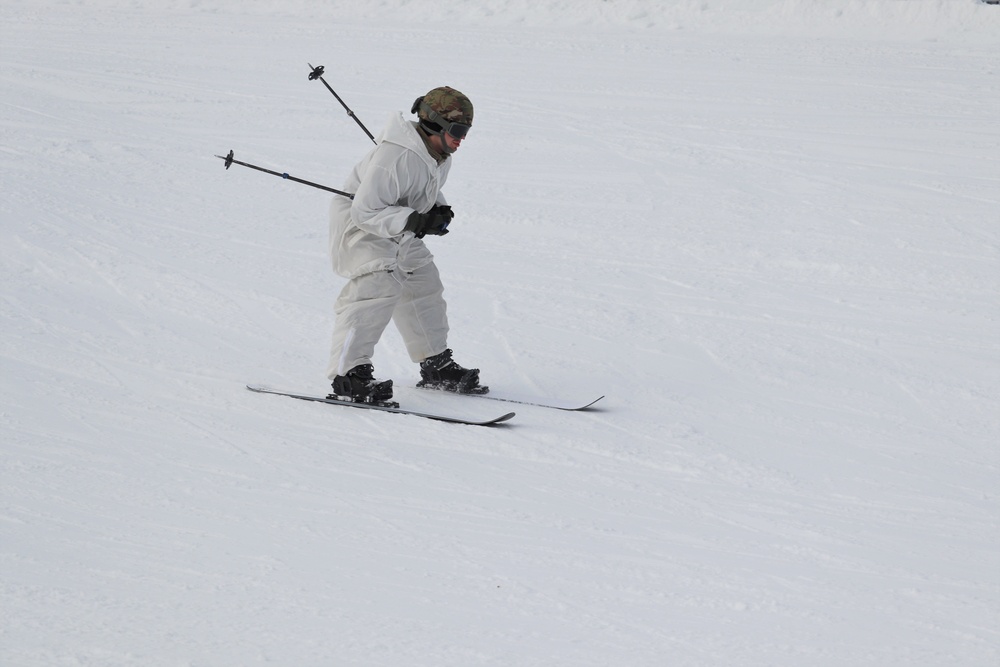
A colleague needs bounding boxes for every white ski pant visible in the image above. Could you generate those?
[326,263,449,379]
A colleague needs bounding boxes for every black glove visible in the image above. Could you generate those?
[405,205,453,239]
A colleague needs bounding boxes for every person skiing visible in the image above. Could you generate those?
[325,86,487,404]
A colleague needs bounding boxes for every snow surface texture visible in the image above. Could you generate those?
[2,1,998,665]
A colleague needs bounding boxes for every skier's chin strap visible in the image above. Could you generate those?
[414,120,452,155]
[438,133,456,155]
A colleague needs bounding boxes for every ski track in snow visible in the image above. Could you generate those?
[2,2,999,665]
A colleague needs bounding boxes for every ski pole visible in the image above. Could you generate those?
[215,150,354,199]
[308,63,377,145]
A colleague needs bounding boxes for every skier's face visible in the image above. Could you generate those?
[430,131,464,155]
[443,132,463,152]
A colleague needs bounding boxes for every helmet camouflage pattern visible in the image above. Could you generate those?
[413,86,474,126]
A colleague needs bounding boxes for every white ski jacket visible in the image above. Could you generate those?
[329,112,452,279]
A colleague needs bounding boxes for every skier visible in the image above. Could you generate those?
[326,86,487,404]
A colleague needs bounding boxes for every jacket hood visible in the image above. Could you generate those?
[377,112,442,169]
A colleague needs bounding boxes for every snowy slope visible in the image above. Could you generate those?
[2,1,998,665]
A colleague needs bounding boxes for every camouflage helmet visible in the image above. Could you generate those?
[411,86,473,140]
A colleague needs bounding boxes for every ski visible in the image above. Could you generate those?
[246,384,515,426]
[416,385,604,411]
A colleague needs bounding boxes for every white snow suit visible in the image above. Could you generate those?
[326,112,452,379]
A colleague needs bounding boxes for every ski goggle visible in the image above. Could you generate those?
[415,99,471,140]
[442,120,471,140]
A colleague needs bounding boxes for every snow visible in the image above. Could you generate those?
[2,0,998,665]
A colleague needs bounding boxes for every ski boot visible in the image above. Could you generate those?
[417,349,489,395]
[330,364,397,406]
